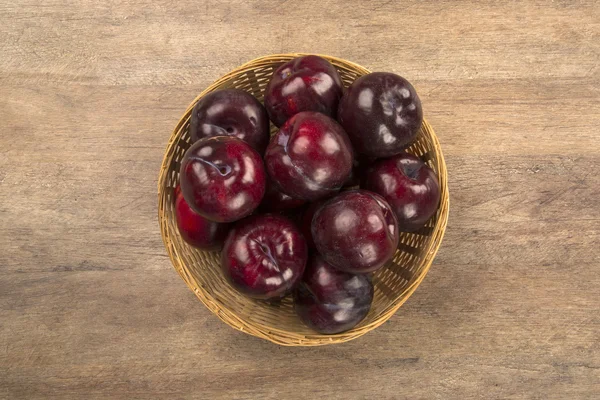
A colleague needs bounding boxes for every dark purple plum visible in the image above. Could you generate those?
[294,254,373,334]
[174,185,229,250]
[338,72,423,158]
[362,152,440,232]
[264,111,353,201]
[180,136,266,223]
[189,88,270,154]
[264,55,344,127]
[221,214,307,299]
[312,190,399,274]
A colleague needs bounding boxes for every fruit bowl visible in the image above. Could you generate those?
[158,53,449,346]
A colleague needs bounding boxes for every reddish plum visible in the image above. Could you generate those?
[180,136,266,223]
[264,55,344,127]
[362,153,440,232]
[174,185,229,250]
[221,214,307,299]
[264,111,353,201]
[312,190,399,274]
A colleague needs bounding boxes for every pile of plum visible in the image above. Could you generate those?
[174,55,440,334]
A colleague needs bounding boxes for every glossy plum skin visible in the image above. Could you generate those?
[221,214,308,299]
[174,185,229,250]
[180,136,266,223]
[362,153,440,232]
[312,190,399,274]
[189,89,270,154]
[338,72,423,158]
[259,180,306,212]
[264,55,344,127]
[294,254,373,334]
[264,111,354,201]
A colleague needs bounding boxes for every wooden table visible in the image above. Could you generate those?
[1,1,599,398]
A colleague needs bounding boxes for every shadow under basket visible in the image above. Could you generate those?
[158,53,449,346]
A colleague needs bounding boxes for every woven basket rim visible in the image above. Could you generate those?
[158,53,449,346]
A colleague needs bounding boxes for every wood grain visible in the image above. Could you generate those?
[1,0,599,398]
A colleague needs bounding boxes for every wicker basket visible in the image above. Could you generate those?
[158,53,449,346]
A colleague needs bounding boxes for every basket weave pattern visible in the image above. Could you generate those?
[158,54,449,346]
